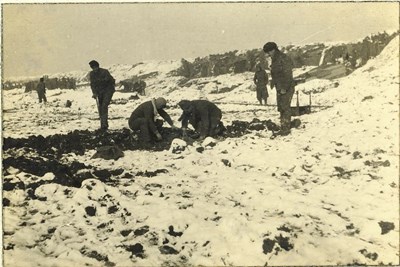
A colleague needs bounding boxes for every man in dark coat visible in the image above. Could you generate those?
[263,42,295,136]
[36,77,47,104]
[253,64,269,105]
[89,60,115,131]
[128,97,176,142]
[178,99,224,139]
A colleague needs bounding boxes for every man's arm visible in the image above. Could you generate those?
[158,109,174,127]
[178,111,190,129]
[103,69,115,86]
[89,72,98,96]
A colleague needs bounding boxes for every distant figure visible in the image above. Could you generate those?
[36,78,47,104]
[178,99,224,139]
[253,64,269,105]
[128,97,176,142]
[263,42,295,136]
[89,60,115,131]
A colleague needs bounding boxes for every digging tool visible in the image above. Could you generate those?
[94,95,101,123]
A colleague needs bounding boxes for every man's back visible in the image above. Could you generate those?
[270,51,294,87]
[36,82,45,93]
[192,100,221,115]
[89,68,115,93]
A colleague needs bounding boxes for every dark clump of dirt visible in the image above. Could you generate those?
[3,198,11,207]
[80,247,113,265]
[85,206,97,216]
[262,238,276,254]
[168,225,183,237]
[136,169,168,177]
[159,245,179,255]
[378,221,395,235]
[120,229,132,237]
[225,118,280,138]
[276,234,294,251]
[263,234,294,254]
[134,226,149,236]
[107,205,119,214]
[124,243,145,258]
[2,153,113,198]
[359,249,378,261]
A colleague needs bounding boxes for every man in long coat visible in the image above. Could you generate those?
[36,77,47,104]
[263,42,295,136]
[89,60,115,131]
[253,64,269,105]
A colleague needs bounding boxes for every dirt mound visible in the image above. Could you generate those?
[2,119,284,196]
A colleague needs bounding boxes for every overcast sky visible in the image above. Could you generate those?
[2,2,399,79]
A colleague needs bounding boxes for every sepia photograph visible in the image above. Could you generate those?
[1,1,399,266]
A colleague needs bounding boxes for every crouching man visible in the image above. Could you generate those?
[178,99,224,139]
[128,97,176,142]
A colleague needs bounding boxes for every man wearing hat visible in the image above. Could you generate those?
[36,77,47,104]
[88,60,115,131]
[128,97,176,142]
[263,42,295,136]
[253,64,269,105]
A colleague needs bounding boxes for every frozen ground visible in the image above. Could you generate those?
[2,36,399,266]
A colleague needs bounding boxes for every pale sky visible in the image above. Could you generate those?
[2,2,399,79]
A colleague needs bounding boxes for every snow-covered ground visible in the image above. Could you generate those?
[2,36,399,266]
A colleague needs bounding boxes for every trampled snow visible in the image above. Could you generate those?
[2,36,399,266]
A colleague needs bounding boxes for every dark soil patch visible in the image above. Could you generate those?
[2,119,285,196]
[134,226,149,236]
[276,234,294,251]
[378,221,395,235]
[159,245,179,255]
[262,238,276,254]
[168,225,183,237]
[124,243,145,258]
[136,169,168,177]
[80,247,112,264]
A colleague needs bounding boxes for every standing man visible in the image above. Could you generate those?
[36,77,47,104]
[253,64,269,105]
[263,42,295,136]
[88,60,115,131]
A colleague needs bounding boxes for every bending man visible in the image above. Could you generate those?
[178,99,223,139]
[89,60,115,131]
[128,97,175,142]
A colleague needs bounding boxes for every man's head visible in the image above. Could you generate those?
[89,60,100,70]
[39,77,44,82]
[155,97,167,109]
[263,42,278,57]
[178,100,192,112]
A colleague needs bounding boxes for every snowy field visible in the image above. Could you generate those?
[2,36,399,266]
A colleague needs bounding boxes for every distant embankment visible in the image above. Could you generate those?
[175,31,398,80]
[3,31,397,91]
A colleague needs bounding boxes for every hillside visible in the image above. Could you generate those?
[2,34,399,267]
[3,31,397,92]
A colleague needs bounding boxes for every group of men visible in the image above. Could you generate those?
[88,59,226,142]
[127,97,224,142]
[33,41,294,142]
